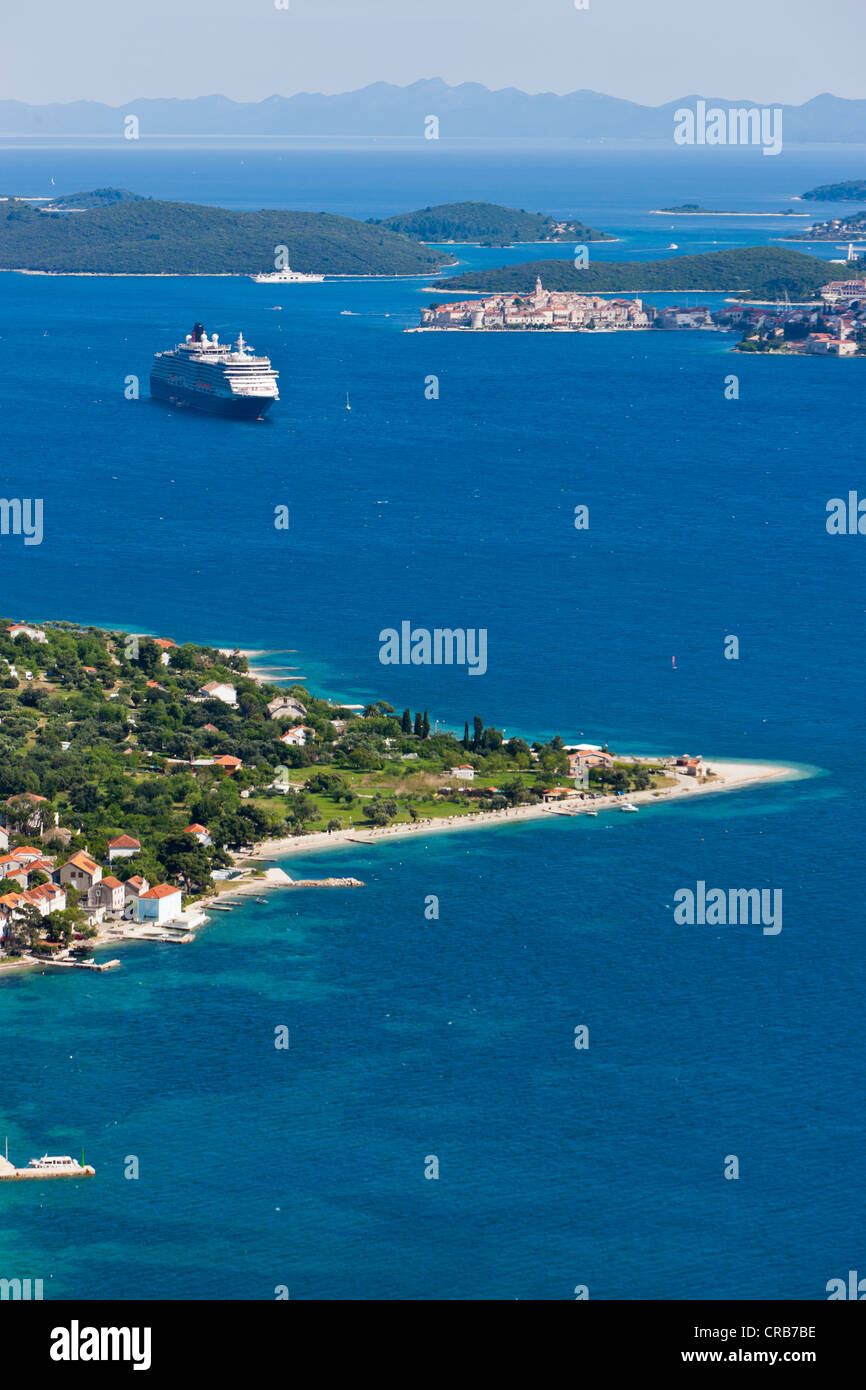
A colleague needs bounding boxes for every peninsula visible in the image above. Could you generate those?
[435,246,855,302]
[0,618,797,974]
[369,200,614,246]
[0,189,457,276]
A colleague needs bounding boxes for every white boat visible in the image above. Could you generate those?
[619,801,639,812]
[250,264,324,284]
[585,809,598,817]
[27,1154,89,1173]
[0,1152,97,1179]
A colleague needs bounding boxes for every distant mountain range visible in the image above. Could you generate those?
[2,81,866,141]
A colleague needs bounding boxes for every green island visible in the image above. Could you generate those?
[801,180,866,201]
[0,618,689,964]
[435,246,851,301]
[0,189,457,275]
[654,204,803,216]
[368,200,614,246]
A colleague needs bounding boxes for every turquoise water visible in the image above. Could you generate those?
[0,142,864,1299]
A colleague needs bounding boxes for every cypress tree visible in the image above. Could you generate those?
[414,712,423,738]
[401,708,412,734]
[463,721,470,749]
[422,709,430,738]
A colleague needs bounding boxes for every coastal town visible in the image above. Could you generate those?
[722,276,866,355]
[417,276,653,331]
[415,271,866,355]
[0,616,779,977]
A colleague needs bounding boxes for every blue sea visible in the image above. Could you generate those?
[1,140,864,1300]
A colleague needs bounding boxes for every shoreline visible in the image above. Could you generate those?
[245,757,807,864]
[0,758,809,980]
[2,268,455,280]
[649,209,809,217]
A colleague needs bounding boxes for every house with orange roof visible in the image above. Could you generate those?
[448,765,475,782]
[22,882,66,916]
[184,824,213,847]
[151,637,176,667]
[107,834,141,863]
[57,851,102,892]
[542,786,574,803]
[213,755,242,773]
[136,883,183,925]
[0,854,33,890]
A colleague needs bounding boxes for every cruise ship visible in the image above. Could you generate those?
[150,323,279,419]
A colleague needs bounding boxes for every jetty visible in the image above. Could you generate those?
[41,957,122,972]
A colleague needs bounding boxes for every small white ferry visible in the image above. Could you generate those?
[26,1154,95,1176]
[0,1146,95,1180]
[619,801,640,812]
[250,263,324,284]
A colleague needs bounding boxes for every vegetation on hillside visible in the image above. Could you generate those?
[801,180,866,201]
[436,246,845,301]
[0,190,457,275]
[0,620,667,922]
[370,200,613,246]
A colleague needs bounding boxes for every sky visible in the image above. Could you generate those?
[2,0,865,107]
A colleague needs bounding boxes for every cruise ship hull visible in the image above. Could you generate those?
[150,376,275,419]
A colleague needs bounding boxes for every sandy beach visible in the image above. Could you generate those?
[0,757,806,979]
[246,757,805,864]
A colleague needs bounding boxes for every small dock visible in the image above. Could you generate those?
[287,877,364,889]
[40,957,122,972]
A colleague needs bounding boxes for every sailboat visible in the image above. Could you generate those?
[345,393,351,411]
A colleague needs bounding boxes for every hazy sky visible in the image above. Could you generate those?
[4,0,866,106]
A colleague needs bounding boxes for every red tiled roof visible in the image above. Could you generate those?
[141,883,180,900]
[65,851,99,874]
[108,835,141,849]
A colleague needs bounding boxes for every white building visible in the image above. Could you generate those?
[184,823,213,847]
[8,624,48,644]
[199,681,237,706]
[107,834,141,862]
[136,884,183,925]
[279,726,315,747]
[449,765,475,781]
